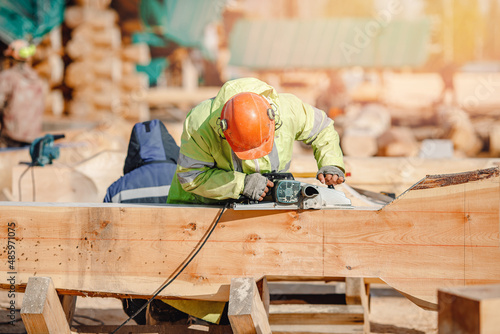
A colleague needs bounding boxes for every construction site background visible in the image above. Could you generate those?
[1,1,500,332]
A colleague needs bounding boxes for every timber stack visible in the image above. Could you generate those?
[32,26,65,117]
[64,0,150,121]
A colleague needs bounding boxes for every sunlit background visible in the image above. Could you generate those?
[1,0,500,202]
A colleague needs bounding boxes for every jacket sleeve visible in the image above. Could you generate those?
[175,106,246,201]
[281,93,345,172]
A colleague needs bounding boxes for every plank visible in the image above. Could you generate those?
[1,168,499,312]
[228,277,271,334]
[74,324,232,333]
[20,277,71,334]
[268,304,364,325]
[270,324,364,334]
[438,284,500,334]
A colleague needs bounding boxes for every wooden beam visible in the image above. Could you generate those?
[1,168,500,312]
[269,304,364,325]
[345,278,370,334]
[228,277,271,334]
[438,284,500,334]
[74,324,232,333]
[269,324,364,334]
[20,277,71,334]
[256,277,270,317]
[59,295,77,326]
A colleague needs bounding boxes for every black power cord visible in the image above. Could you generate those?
[18,163,36,202]
[110,203,228,333]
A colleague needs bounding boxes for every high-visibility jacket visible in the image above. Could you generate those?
[167,77,345,205]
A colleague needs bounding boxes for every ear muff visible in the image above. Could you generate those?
[267,108,275,121]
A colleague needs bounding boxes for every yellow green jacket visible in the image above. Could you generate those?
[167,77,345,204]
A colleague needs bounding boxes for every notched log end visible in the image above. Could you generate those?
[412,167,499,190]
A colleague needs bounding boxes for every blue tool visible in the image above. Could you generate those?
[29,134,65,166]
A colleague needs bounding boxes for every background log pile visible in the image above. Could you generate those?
[63,0,151,122]
[32,27,65,117]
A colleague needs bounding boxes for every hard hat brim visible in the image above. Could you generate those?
[232,134,274,160]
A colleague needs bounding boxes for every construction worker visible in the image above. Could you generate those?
[104,119,179,204]
[167,77,345,205]
[0,39,45,148]
[104,119,181,324]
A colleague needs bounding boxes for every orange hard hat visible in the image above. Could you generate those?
[220,92,275,160]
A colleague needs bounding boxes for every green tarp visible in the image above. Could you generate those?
[0,0,65,44]
[138,0,227,61]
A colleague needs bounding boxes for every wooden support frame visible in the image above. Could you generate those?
[345,277,370,334]
[74,324,232,333]
[438,284,500,334]
[59,295,77,326]
[20,277,72,334]
[2,168,500,312]
[228,277,272,334]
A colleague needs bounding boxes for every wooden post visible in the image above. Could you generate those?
[58,295,77,326]
[228,277,271,334]
[345,277,370,334]
[438,284,500,334]
[21,277,72,334]
[255,277,270,317]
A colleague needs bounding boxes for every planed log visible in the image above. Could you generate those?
[341,104,391,157]
[65,6,118,29]
[65,61,94,88]
[489,122,500,157]
[92,57,122,81]
[75,0,112,10]
[121,72,149,91]
[1,168,500,312]
[121,43,151,65]
[377,126,419,157]
[438,106,483,156]
[45,89,65,117]
[66,58,121,87]
[34,54,64,86]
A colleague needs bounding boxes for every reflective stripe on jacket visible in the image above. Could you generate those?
[104,119,179,204]
[167,77,344,205]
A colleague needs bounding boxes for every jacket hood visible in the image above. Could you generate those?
[211,77,280,113]
[123,119,180,174]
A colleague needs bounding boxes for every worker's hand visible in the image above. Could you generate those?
[317,166,345,186]
[242,173,274,201]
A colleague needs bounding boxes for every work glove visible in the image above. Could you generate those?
[242,173,274,201]
[317,166,345,186]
